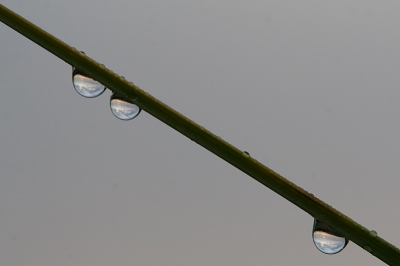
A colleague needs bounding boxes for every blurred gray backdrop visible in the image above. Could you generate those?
[1,1,399,265]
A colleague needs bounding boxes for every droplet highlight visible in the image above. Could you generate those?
[72,68,106,98]
[110,93,141,120]
[312,219,348,254]
[364,246,373,252]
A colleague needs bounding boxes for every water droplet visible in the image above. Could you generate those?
[364,246,373,252]
[110,93,141,120]
[72,68,106,98]
[369,230,377,237]
[243,151,250,156]
[312,219,348,254]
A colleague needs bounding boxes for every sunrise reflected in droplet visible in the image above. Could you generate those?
[72,68,105,98]
[312,219,348,254]
[110,93,141,120]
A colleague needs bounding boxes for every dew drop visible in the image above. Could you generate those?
[364,246,373,252]
[243,151,250,156]
[72,68,106,98]
[312,219,348,254]
[369,230,377,237]
[110,93,141,121]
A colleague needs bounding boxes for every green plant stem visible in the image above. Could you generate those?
[1,4,399,265]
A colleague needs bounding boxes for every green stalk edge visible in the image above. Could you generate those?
[1,4,399,265]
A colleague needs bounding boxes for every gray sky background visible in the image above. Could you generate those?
[1,1,399,265]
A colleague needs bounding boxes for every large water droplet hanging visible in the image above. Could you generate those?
[110,93,141,120]
[72,68,106,98]
[312,219,348,254]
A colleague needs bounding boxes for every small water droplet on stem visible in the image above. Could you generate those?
[369,230,377,237]
[364,246,373,252]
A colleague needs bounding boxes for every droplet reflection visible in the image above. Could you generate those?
[312,219,348,254]
[110,93,141,120]
[72,68,106,98]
